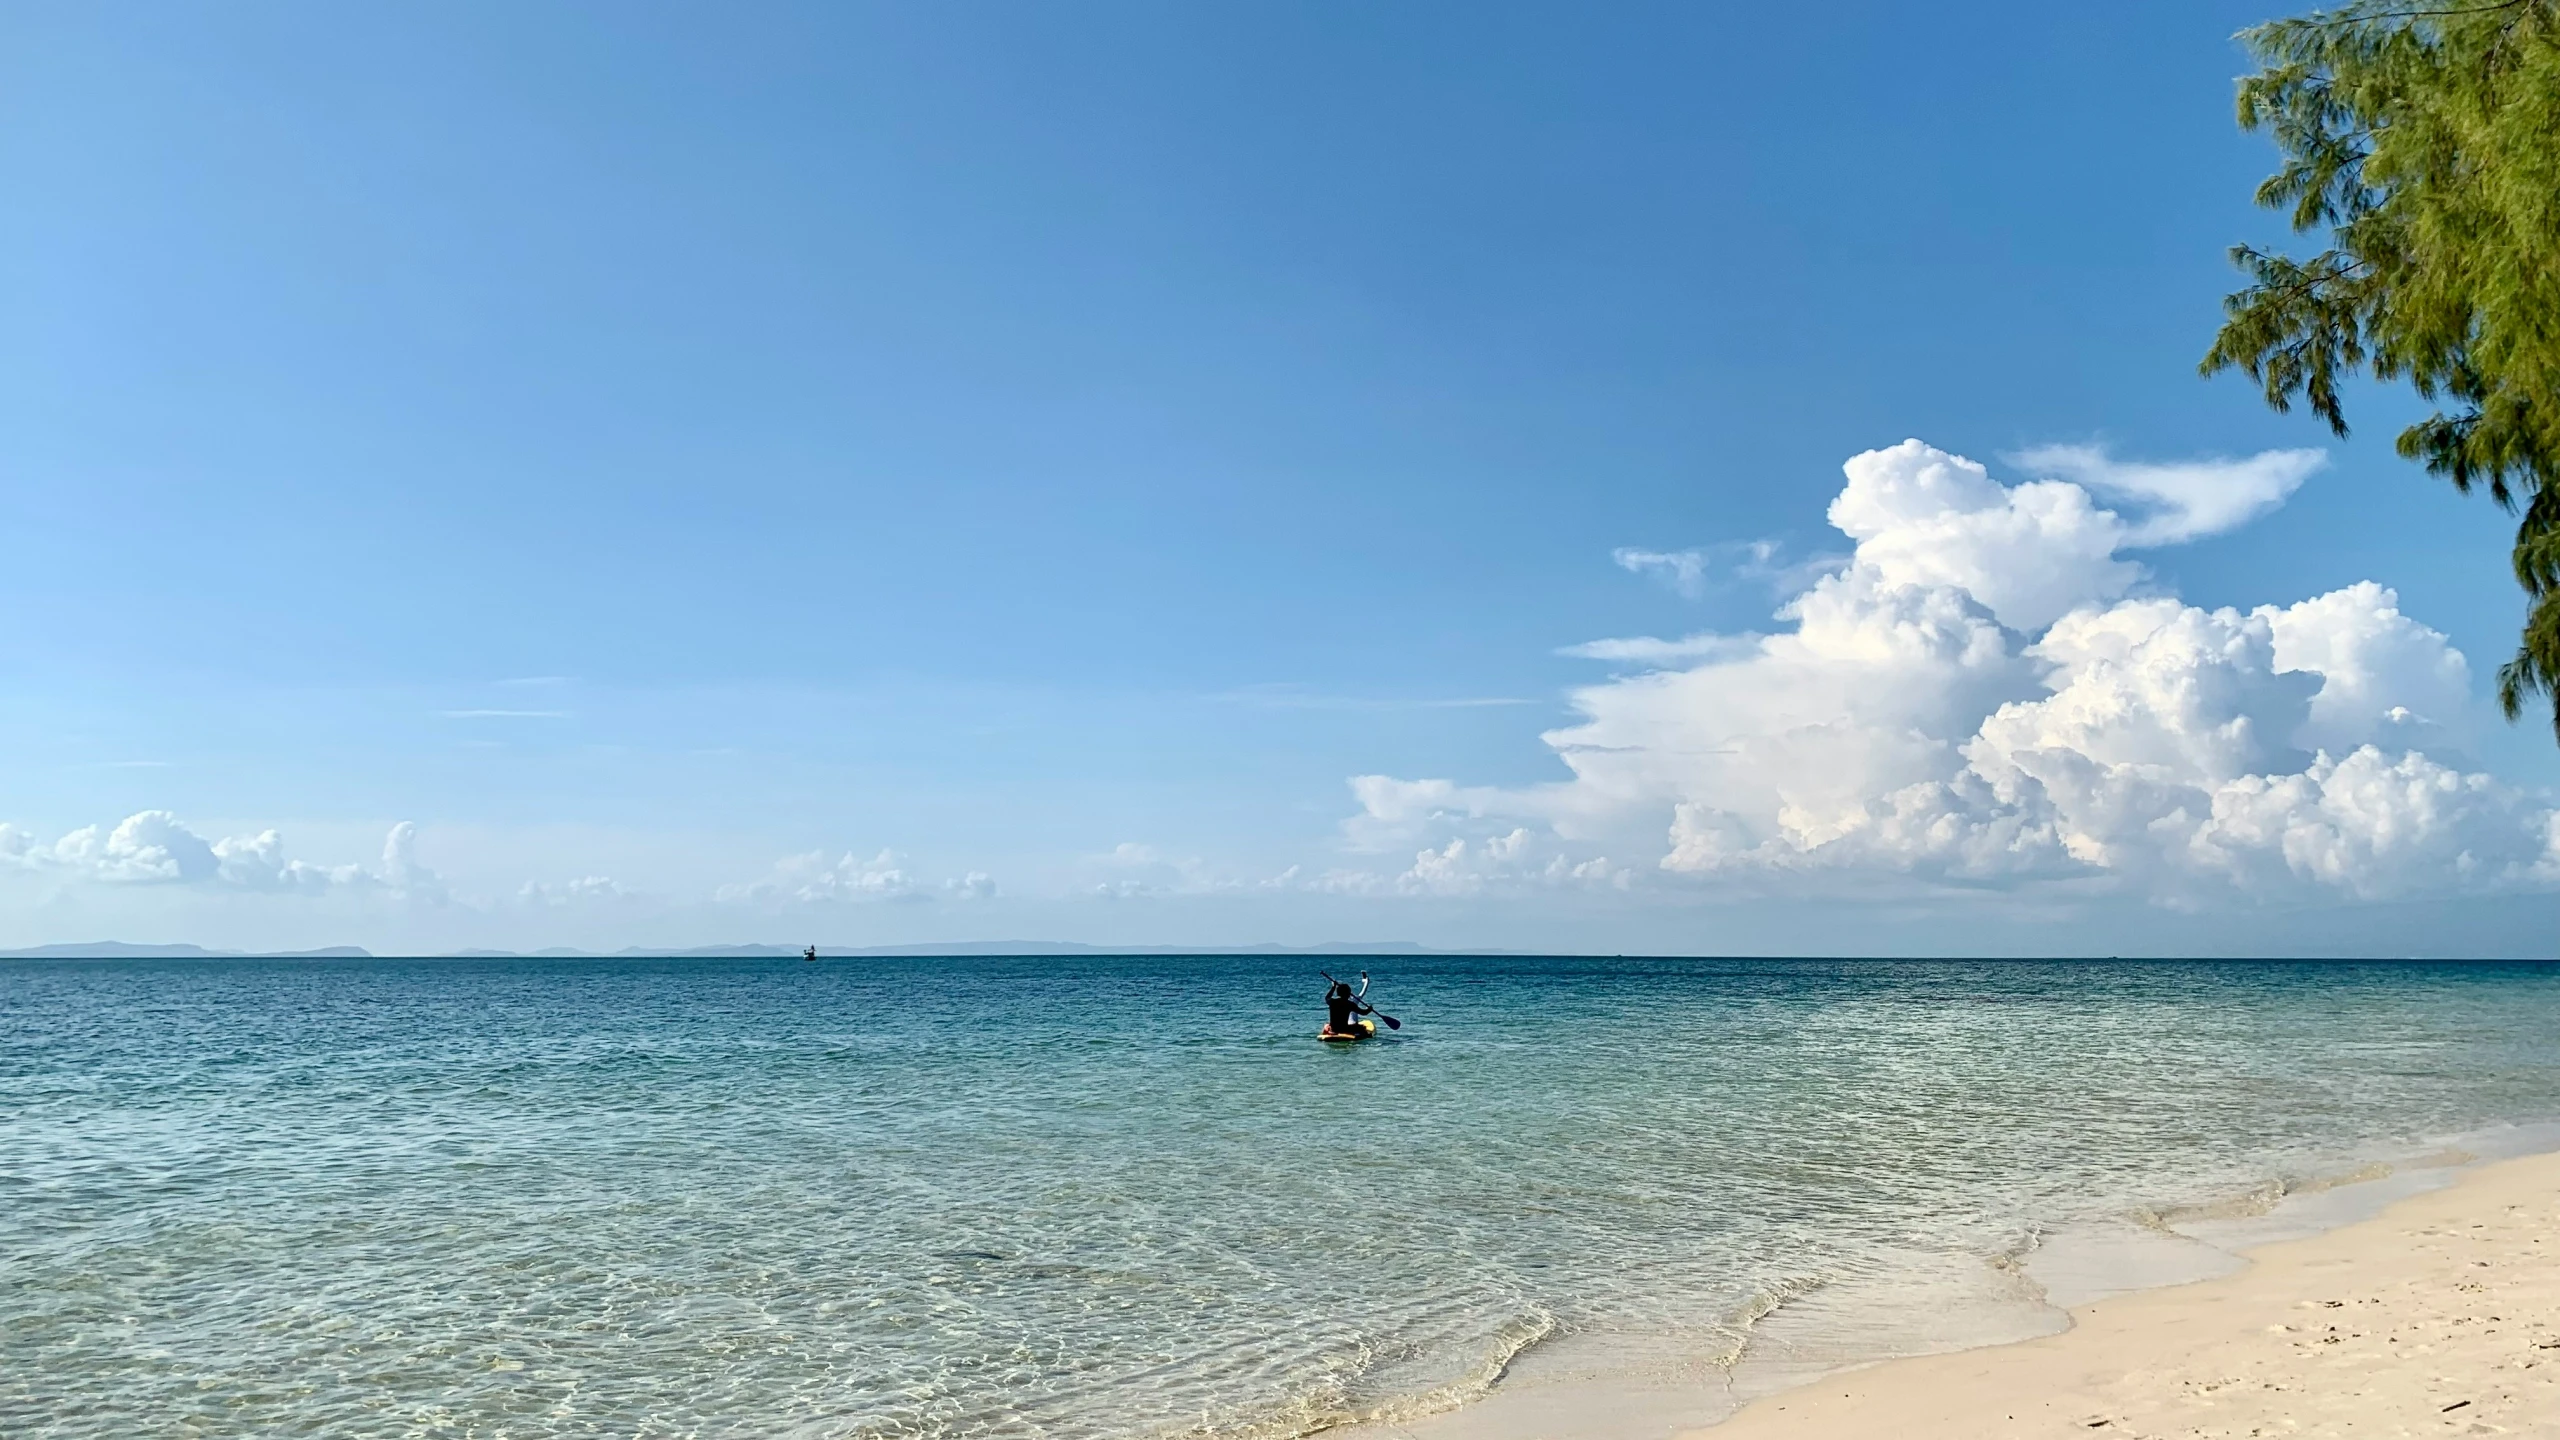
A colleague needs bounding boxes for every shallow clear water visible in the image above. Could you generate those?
[8,955,2560,1438]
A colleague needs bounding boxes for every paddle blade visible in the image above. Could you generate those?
[1379,1013,1401,1030]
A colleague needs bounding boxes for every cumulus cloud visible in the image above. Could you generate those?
[1824,440,2141,632]
[717,849,994,904]
[212,829,370,891]
[39,811,219,883]
[0,811,418,893]
[1264,829,1627,899]
[2268,582,2474,756]
[1396,829,1627,896]
[375,822,450,900]
[1346,439,2559,905]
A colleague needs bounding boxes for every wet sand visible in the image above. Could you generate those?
[1355,1149,2560,1440]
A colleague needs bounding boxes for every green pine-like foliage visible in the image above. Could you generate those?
[2203,0,2560,736]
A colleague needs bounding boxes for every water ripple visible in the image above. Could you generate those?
[6,955,2560,1437]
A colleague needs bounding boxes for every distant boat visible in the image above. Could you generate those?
[803,945,818,962]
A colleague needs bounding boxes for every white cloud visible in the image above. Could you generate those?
[1085,841,1230,899]
[54,811,219,883]
[1277,813,1628,897]
[1609,539,1833,603]
[1558,633,1762,666]
[1076,842,1369,899]
[719,849,923,903]
[717,849,994,904]
[2266,581,2473,756]
[1213,685,1533,711]
[0,811,973,925]
[376,821,450,902]
[0,812,430,894]
[2013,442,2325,547]
[1396,829,1628,896]
[518,875,628,906]
[213,829,369,891]
[1612,547,1713,598]
[1340,777,1532,852]
[1826,439,2139,632]
[1346,439,2559,906]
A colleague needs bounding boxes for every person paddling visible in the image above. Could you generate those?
[1323,973,1376,1037]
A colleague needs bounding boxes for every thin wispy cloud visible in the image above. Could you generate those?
[2011,442,2323,547]
[1559,634,1760,665]
[1611,547,1715,598]
[1213,686,1536,711]
[1611,539,1841,601]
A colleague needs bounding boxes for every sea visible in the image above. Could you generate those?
[8,954,2560,1439]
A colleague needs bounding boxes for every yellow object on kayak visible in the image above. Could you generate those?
[1318,1020,1376,1042]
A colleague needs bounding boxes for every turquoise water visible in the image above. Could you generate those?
[8,955,2560,1438]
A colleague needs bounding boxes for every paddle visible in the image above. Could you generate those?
[1319,971,1402,1030]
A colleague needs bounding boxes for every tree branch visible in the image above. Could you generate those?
[2294,0,2530,23]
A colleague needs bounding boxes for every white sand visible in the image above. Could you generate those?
[1348,1150,2560,1440]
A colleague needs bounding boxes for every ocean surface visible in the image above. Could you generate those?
[9,954,2560,1439]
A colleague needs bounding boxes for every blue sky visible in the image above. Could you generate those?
[4,1,2555,955]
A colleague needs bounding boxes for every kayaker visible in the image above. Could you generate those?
[1323,976,1375,1035]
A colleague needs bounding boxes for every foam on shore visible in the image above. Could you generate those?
[1709,1142,2560,1437]
[1330,1120,2560,1440]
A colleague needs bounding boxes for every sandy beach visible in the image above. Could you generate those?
[1358,1149,2560,1440]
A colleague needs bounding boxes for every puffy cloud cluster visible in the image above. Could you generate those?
[1398,830,1626,896]
[517,875,628,907]
[717,849,994,905]
[0,811,437,895]
[1349,440,2560,904]
[2,811,1003,918]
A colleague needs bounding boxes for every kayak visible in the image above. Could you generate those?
[1318,1020,1376,1042]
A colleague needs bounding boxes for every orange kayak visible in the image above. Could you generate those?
[1318,1020,1377,1042]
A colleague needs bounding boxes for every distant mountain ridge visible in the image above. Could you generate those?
[0,942,375,959]
[4,940,1487,959]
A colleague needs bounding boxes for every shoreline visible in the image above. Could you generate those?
[1335,1124,2560,1440]
[1708,1144,2560,1437]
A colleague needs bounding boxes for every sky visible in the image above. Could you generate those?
[3,0,2556,956]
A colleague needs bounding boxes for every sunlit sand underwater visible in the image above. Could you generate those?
[9,954,2560,1437]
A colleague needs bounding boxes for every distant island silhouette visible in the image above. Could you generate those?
[0,940,1496,960]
